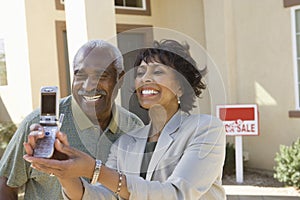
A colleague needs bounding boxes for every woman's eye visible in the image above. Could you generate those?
[98,73,109,80]
[154,70,163,75]
[136,70,145,77]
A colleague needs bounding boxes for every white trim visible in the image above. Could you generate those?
[115,6,146,11]
[291,6,300,109]
[115,0,146,10]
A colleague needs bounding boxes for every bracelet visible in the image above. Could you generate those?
[91,159,102,185]
[115,171,123,195]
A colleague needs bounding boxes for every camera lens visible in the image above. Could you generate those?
[45,132,50,136]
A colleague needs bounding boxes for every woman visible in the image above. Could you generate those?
[24,39,226,199]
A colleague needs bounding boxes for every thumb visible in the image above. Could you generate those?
[54,138,78,158]
[56,131,69,146]
[54,138,70,155]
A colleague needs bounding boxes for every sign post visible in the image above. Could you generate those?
[216,104,259,183]
[235,135,243,183]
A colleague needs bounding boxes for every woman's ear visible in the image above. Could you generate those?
[177,86,183,98]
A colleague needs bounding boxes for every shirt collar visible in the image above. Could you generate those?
[107,104,119,134]
[71,95,119,134]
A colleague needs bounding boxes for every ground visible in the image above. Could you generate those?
[222,168,284,187]
[222,168,300,197]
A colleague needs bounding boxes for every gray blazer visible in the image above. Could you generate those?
[80,111,226,200]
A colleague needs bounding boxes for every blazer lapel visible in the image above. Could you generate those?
[146,111,187,180]
[124,125,149,175]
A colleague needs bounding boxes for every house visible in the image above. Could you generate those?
[0,0,299,172]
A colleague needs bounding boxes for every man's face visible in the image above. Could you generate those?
[72,47,120,123]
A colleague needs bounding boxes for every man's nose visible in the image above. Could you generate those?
[82,76,98,91]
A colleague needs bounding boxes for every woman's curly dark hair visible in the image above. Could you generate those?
[134,39,207,112]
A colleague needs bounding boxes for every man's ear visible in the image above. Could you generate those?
[117,71,125,88]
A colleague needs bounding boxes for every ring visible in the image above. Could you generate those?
[49,173,55,177]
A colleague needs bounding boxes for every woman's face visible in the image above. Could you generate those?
[135,61,182,111]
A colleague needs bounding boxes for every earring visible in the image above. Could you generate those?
[177,96,181,105]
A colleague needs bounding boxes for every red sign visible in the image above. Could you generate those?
[216,104,259,136]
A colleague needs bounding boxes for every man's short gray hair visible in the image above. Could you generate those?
[73,40,124,74]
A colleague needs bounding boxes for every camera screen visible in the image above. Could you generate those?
[41,93,56,115]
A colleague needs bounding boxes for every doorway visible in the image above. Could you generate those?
[55,21,71,98]
[117,24,153,124]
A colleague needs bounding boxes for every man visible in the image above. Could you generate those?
[0,40,144,199]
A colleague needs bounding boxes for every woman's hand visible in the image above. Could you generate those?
[24,123,68,160]
[23,131,95,179]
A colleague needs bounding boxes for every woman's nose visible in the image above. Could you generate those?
[141,72,153,82]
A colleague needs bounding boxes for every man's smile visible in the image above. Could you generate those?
[82,94,103,102]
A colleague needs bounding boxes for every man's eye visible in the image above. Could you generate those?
[74,74,87,79]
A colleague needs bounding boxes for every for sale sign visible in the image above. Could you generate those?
[216,104,259,136]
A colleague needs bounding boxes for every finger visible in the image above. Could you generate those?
[23,142,34,155]
[56,131,69,146]
[32,162,68,178]
[24,154,70,171]
[31,162,59,176]
[28,131,45,148]
[54,139,76,157]
[29,123,43,131]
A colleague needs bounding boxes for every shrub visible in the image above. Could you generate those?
[274,138,300,189]
[0,122,17,149]
[223,142,236,176]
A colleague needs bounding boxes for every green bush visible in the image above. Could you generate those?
[0,122,17,149]
[223,142,236,175]
[274,138,300,189]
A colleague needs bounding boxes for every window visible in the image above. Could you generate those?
[115,0,151,15]
[55,0,64,10]
[0,39,7,86]
[284,0,300,7]
[115,0,143,8]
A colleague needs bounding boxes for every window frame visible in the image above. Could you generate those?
[55,0,64,10]
[55,0,151,15]
[0,38,7,86]
[115,0,151,16]
[55,21,71,97]
[284,0,300,7]
[291,6,300,110]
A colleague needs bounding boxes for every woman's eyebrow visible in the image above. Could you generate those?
[137,64,164,68]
